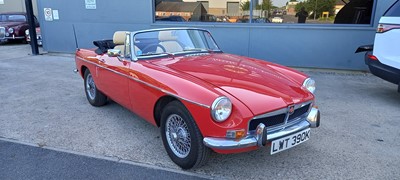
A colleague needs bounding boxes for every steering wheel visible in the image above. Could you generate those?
[141,44,166,54]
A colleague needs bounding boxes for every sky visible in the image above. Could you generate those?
[262,0,306,8]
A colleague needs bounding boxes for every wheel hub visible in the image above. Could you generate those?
[172,132,178,141]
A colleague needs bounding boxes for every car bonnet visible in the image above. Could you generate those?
[151,53,313,115]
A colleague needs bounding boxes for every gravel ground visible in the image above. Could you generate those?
[0,44,399,179]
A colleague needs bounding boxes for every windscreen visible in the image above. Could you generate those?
[133,29,220,57]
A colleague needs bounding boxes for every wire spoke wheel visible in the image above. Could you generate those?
[83,70,107,107]
[165,114,191,158]
[85,73,96,100]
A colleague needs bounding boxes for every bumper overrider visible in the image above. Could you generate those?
[203,107,320,150]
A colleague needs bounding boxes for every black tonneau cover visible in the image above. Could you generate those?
[93,40,115,55]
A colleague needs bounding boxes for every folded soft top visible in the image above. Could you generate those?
[93,40,115,55]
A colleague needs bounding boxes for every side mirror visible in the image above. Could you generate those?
[107,49,121,57]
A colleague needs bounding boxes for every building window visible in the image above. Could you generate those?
[154,0,375,25]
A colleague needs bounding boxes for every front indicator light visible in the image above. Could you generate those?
[226,129,246,139]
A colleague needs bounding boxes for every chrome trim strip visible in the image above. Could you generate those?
[252,101,312,120]
[76,56,210,108]
[252,108,287,119]
[6,36,25,39]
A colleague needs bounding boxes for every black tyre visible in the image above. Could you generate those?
[21,38,28,44]
[160,101,210,169]
[84,69,107,106]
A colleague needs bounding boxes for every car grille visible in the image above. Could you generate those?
[248,103,311,131]
[288,104,310,122]
[0,27,5,39]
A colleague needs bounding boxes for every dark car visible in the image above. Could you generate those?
[237,18,271,23]
[155,16,186,22]
[334,0,373,24]
[0,12,39,43]
[200,14,217,22]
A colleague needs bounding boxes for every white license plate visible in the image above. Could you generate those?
[270,128,310,155]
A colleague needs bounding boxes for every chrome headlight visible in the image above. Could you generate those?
[211,96,232,122]
[8,28,14,34]
[303,78,316,94]
[25,29,29,35]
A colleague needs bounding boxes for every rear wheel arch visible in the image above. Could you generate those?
[154,96,178,127]
[81,66,88,78]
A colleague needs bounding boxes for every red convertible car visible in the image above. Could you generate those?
[75,28,320,169]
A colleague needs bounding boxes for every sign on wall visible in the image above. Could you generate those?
[44,8,53,21]
[85,0,96,9]
[53,10,59,20]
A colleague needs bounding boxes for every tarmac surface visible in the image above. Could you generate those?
[0,138,209,180]
[0,44,399,179]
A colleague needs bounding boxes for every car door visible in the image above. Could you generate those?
[97,54,131,109]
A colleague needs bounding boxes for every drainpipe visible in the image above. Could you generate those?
[25,0,39,55]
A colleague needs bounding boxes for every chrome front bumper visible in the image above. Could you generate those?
[203,107,320,150]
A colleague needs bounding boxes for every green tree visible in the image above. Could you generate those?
[257,0,273,11]
[241,0,274,11]
[295,0,335,19]
[240,1,250,11]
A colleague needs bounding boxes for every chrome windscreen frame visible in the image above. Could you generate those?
[128,27,222,61]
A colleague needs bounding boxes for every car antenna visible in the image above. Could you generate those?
[72,24,80,51]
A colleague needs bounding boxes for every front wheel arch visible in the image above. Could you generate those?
[160,100,210,169]
[154,95,178,127]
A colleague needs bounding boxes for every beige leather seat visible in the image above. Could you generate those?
[157,31,183,53]
[113,31,141,57]
[113,31,127,55]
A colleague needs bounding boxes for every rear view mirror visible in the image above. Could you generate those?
[107,49,121,57]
